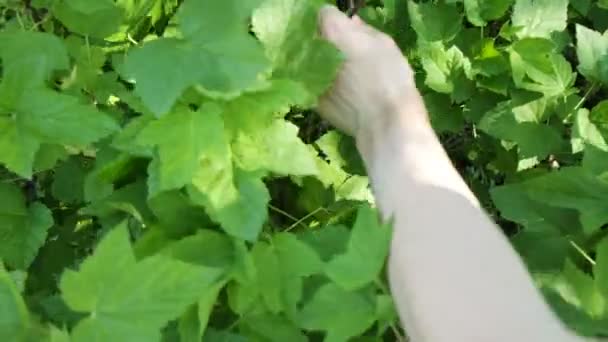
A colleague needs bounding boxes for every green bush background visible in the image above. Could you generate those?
[0,0,607,341]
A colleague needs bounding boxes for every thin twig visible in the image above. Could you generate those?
[571,82,598,115]
[569,240,596,266]
[268,204,300,223]
[15,10,25,29]
[127,33,139,46]
[285,207,328,232]
[375,279,408,341]
[85,35,92,63]
[1,170,47,183]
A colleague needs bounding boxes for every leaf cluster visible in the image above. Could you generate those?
[0,0,398,341]
[2,0,608,340]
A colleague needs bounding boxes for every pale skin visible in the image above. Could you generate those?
[317,6,592,342]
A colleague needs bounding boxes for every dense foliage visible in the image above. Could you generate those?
[0,0,607,341]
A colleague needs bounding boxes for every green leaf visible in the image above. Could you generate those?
[408,0,462,42]
[464,0,513,26]
[298,225,350,262]
[61,223,223,342]
[0,31,69,87]
[226,232,324,319]
[0,183,54,270]
[48,326,71,342]
[297,283,376,342]
[595,237,608,299]
[0,89,118,178]
[84,146,133,202]
[505,168,608,234]
[122,0,269,116]
[273,233,324,277]
[189,170,270,241]
[241,313,307,342]
[563,260,604,318]
[63,38,107,89]
[162,230,235,269]
[491,182,580,236]
[575,25,608,87]
[148,191,211,238]
[82,179,154,228]
[196,282,224,338]
[138,104,227,196]
[512,0,568,38]
[510,38,575,96]
[204,329,248,342]
[543,288,608,336]
[511,228,570,271]
[273,232,324,317]
[17,89,119,146]
[572,109,608,153]
[571,0,591,15]
[222,79,308,134]
[252,242,283,313]
[325,206,392,290]
[375,294,398,336]
[479,102,563,160]
[591,100,608,137]
[252,0,342,105]
[233,119,318,177]
[189,154,237,217]
[33,144,68,172]
[424,92,465,133]
[583,145,608,179]
[418,42,474,102]
[227,279,262,316]
[0,33,115,177]
[111,115,155,158]
[52,0,124,39]
[0,264,29,341]
[316,131,366,175]
[0,118,40,178]
[9,270,27,294]
[178,305,200,342]
[52,157,87,204]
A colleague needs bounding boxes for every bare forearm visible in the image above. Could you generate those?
[355,92,478,218]
[317,7,586,341]
[356,95,581,342]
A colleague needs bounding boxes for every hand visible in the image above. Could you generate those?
[317,5,422,139]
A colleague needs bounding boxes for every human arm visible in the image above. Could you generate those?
[317,6,584,342]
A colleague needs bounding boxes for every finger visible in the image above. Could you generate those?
[318,5,357,46]
[351,15,364,26]
[351,14,382,35]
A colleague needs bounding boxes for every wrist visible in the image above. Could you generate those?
[354,92,435,162]
[354,96,480,214]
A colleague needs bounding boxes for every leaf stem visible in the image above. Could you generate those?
[573,82,598,113]
[1,170,46,183]
[268,204,301,224]
[374,281,407,341]
[285,207,327,232]
[85,35,91,63]
[15,10,25,30]
[569,240,596,266]
[127,33,138,46]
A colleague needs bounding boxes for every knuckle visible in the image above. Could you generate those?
[377,32,396,47]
